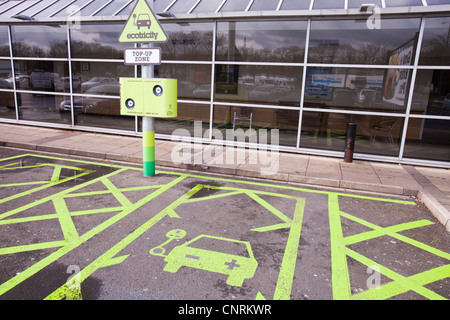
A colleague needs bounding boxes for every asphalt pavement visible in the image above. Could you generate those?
[0,142,449,302]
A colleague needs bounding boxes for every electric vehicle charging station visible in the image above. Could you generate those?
[118,0,172,177]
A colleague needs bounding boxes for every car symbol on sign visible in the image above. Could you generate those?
[137,14,151,29]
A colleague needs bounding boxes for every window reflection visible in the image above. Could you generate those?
[217,21,307,63]
[403,119,450,162]
[419,17,450,66]
[300,112,404,156]
[412,69,450,116]
[280,0,311,10]
[214,64,302,106]
[71,62,133,94]
[159,23,213,61]
[70,24,128,59]
[156,64,212,100]
[154,103,210,136]
[0,26,9,56]
[304,67,411,112]
[11,25,67,58]
[213,105,298,147]
[14,60,70,93]
[313,0,344,9]
[19,93,70,125]
[308,18,420,64]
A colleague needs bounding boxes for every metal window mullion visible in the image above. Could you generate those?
[0,0,26,15]
[398,16,426,161]
[245,0,254,12]
[112,0,134,16]
[165,0,178,12]
[69,0,94,17]
[276,0,283,11]
[188,0,201,14]
[216,0,227,12]
[91,0,113,16]
[297,18,311,150]
[9,0,39,17]
[30,0,58,17]
[208,21,217,141]
[7,25,18,121]
[67,22,75,127]
[49,0,77,17]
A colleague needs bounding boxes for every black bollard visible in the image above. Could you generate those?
[344,123,357,163]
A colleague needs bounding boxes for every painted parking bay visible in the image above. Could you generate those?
[0,148,448,300]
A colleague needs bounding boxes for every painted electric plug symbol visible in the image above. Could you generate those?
[149,229,186,256]
[150,230,258,287]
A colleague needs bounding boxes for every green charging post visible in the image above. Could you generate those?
[118,0,176,177]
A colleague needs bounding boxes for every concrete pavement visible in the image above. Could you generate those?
[0,122,449,231]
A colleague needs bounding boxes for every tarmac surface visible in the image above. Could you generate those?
[0,123,449,231]
[0,123,449,301]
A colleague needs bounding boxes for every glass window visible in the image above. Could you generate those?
[347,0,382,8]
[249,0,279,11]
[308,18,421,64]
[300,111,404,157]
[14,60,70,93]
[313,0,345,9]
[192,0,224,13]
[79,1,113,16]
[18,93,71,125]
[0,26,9,57]
[384,0,423,7]
[11,25,68,58]
[216,21,307,63]
[70,24,128,59]
[214,64,303,106]
[155,63,212,101]
[403,118,449,162]
[411,69,450,116]
[0,67,16,119]
[16,0,57,18]
[94,0,132,16]
[419,17,450,66]
[213,105,298,147]
[72,62,133,94]
[280,0,311,10]
[0,90,16,119]
[168,0,199,13]
[68,96,135,131]
[304,67,412,113]
[154,103,210,137]
[153,0,175,13]
[426,0,450,5]
[52,0,92,17]
[159,22,213,61]
[33,1,73,18]
[220,0,252,12]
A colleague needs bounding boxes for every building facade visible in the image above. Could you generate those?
[0,0,449,167]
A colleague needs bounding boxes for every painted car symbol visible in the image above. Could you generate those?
[162,234,258,287]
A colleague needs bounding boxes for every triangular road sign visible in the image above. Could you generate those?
[118,0,168,43]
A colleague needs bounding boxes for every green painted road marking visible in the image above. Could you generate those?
[0,153,448,301]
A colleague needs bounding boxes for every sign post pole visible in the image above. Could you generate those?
[142,43,156,176]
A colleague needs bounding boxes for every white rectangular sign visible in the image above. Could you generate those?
[124,48,161,65]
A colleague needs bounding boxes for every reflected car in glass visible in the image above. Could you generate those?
[59,83,120,115]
